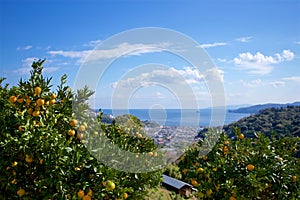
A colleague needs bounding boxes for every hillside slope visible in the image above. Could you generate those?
[224,106,300,138]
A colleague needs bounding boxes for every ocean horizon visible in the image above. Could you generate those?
[98,108,251,127]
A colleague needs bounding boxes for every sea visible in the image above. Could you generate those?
[100,109,250,127]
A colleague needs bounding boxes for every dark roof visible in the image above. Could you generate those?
[162,175,193,190]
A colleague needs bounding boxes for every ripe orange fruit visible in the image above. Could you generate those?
[238,134,245,139]
[49,99,56,105]
[34,86,42,95]
[247,164,255,171]
[182,168,188,174]
[106,180,116,190]
[82,195,91,200]
[197,167,204,173]
[75,167,81,171]
[77,190,85,198]
[79,125,86,132]
[25,154,33,163]
[68,130,76,136]
[191,179,199,187]
[18,125,23,131]
[11,179,17,184]
[26,98,31,105]
[87,189,92,197]
[203,155,208,161]
[123,193,129,199]
[224,140,230,145]
[36,98,45,106]
[12,161,18,167]
[229,196,236,200]
[51,93,57,99]
[17,188,25,196]
[293,175,297,183]
[17,98,24,103]
[32,110,40,117]
[27,108,33,115]
[77,133,83,140]
[9,96,17,103]
[69,119,78,127]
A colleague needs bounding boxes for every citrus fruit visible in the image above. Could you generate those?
[82,195,91,200]
[49,99,56,105]
[69,119,78,127]
[87,189,92,197]
[206,189,213,196]
[197,167,204,173]
[32,110,40,117]
[12,161,18,167]
[27,108,33,115]
[9,96,17,103]
[25,154,33,163]
[293,175,297,183]
[68,129,76,136]
[77,133,83,140]
[247,164,255,171]
[182,168,187,174]
[79,125,86,132]
[106,180,116,190]
[36,98,45,106]
[51,93,57,99]
[17,188,25,196]
[229,196,236,200]
[238,134,245,139]
[77,190,84,198]
[34,86,42,95]
[191,179,199,187]
[17,98,24,103]
[198,192,204,198]
[123,193,129,199]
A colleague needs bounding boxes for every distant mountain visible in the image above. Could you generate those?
[229,102,300,114]
[196,106,300,139]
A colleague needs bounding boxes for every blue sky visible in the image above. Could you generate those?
[0,0,299,109]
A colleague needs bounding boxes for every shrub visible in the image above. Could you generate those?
[0,60,163,199]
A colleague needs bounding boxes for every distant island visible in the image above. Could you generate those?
[229,101,300,114]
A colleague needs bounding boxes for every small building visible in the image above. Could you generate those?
[162,174,196,196]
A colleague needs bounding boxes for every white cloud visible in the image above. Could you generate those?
[48,50,91,59]
[111,66,224,91]
[199,42,228,48]
[83,39,102,47]
[48,42,170,64]
[233,50,295,75]
[240,79,286,88]
[282,76,300,82]
[236,36,252,43]
[240,79,262,88]
[217,58,227,63]
[17,45,33,51]
[295,41,300,45]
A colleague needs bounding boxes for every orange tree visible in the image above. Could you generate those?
[171,128,299,199]
[0,60,163,199]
